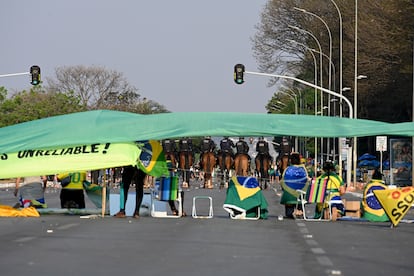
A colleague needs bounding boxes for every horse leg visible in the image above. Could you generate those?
[205,155,213,189]
[219,156,224,189]
[182,154,189,188]
[259,156,264,189]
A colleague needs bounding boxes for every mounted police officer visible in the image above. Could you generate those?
[162,138,178,161]
[256,136,273,163]
[179,137,193,153]
[235,137,250,160]
[200,136,216,167]
[220,136,235,158]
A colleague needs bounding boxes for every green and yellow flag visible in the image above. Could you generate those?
[137,140,169,177]
[0,142,141,179]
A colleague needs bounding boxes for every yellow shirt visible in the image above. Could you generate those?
[58,172,86,190]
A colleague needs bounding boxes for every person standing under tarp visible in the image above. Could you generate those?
[315,161,345,221]
[57,171,87,209]
[114,166,146,219]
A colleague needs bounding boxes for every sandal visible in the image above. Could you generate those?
[132,212,140,219]
[172,209,179,216]
[114,211,126,218]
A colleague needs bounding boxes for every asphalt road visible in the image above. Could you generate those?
[0,179,413,276]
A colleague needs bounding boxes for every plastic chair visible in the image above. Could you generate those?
[151,176,182,218]
[296,177,332,221]
[192,196,213,218]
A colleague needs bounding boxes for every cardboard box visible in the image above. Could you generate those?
[345,210,361,218]
[345,200,360,211]
[344,200,361,218]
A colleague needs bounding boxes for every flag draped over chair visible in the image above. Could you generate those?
[223,176,268,219]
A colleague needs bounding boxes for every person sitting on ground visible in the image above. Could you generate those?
[315,161,345,221]
[360,169,389,222]
[14,176,48,208]
[57,171,87,209]
[280,153,309,219]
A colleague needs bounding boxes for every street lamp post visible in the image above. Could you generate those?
[329,0,344,115]
[244,70,353,181]
[244,71,353,119]
[353,0,359,187]
[294,7,333,94]
[294,7,334,170]
[289,25,325,170]
[289,41,339,160]
[287,39,319,163]
[278,90,299,151]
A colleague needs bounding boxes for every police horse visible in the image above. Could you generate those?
[201,151,216,189]
[255,153,271,189]
[179,151,193,189]
[234,153,250,177]
[217,150,233,188]
[278,154,290,175]
[277,136,292,175]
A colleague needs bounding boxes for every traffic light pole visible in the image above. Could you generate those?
[245,70,353,118]
[0,72,29,78]
[244,70,353,186]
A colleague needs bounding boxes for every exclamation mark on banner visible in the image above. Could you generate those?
[103,143,110,154]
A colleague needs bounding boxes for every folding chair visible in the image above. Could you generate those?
[192,196,213,218]
[222,176,267,220]
[151,176,182,218]
[296,177,332,221]
[227,205,261,220]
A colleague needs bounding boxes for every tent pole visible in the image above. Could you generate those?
[101,170,107,217]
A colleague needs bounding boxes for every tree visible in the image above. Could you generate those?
[0,87,7,104]
[46,65,168,114]
[0,86,85,127]
[253,0,414,122]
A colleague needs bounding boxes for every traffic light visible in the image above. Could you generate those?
[234,64,245,84]
[30,65,41,85]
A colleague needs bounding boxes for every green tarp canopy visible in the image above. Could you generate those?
[0,109,413,178]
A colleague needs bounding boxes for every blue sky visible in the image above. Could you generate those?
[1,1,276,112]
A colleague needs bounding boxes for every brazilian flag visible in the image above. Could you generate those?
[361,180,389,222]
[137,140,169,177]
[223,176,268,219]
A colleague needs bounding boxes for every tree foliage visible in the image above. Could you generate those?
[0,86,85,127]
[0,65,169,127]
[253,0,414,122]
[47,65,168,114]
